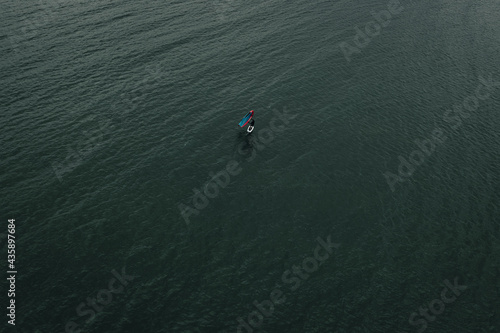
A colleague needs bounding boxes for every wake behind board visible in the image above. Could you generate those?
[238,110,254,127]
[247,125,254,133]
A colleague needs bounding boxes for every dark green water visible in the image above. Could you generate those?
[1,0,499,332]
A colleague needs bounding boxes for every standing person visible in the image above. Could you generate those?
[247,118,255,133]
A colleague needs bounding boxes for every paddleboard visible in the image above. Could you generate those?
[238,110,254,127]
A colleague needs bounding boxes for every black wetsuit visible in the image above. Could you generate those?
[249,119,255,126]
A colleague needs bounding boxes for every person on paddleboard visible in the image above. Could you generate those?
[247,118,255,133]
